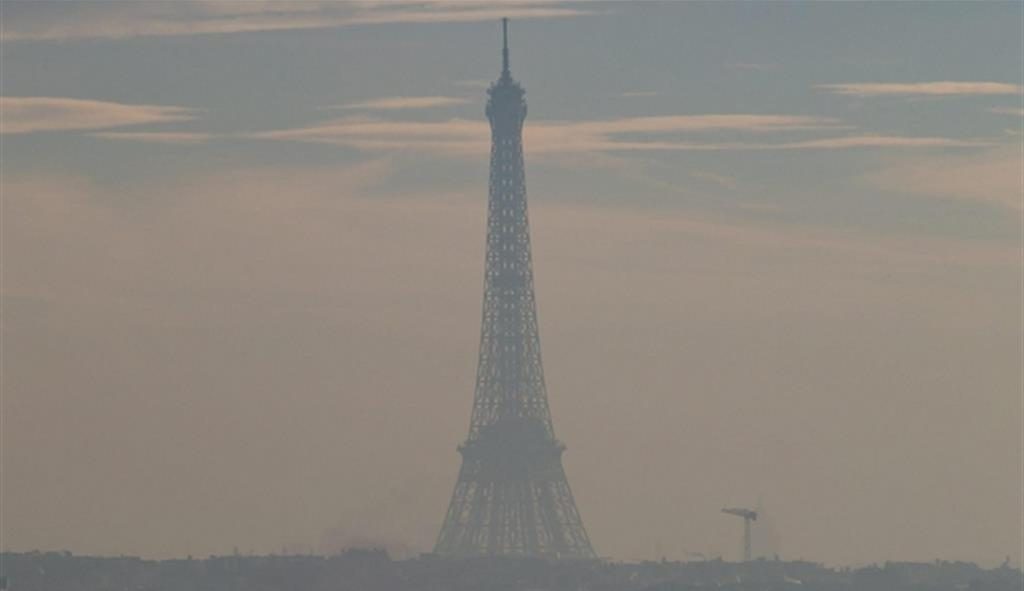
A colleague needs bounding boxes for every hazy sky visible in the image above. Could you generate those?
[1,1,1021,567]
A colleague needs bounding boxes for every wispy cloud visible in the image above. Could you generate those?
[0,1,589,42]
[1,97,195,134]
[818,82,1023,97]
[343,2,588,27]
[250,117,489,155]
[989,107,1024,117]
[330,96,470,111]
[774,135,989,149]
[90,131,213,144]
[250,114,841,154]
[250,114,983,155]
[559,114,842,135]
[864,146,1022,209]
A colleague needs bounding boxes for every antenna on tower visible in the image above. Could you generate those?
[501,18,510,76]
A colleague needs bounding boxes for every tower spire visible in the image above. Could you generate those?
[501,18,510,76]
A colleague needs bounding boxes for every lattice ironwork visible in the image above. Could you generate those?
[434,19,596,560]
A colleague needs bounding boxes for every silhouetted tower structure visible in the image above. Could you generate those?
[434,19,596,560]
[722,508,758,562]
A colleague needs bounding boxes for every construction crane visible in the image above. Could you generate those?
[721,507,757,562]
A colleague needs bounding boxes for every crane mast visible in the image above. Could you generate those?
[722,508,758,562]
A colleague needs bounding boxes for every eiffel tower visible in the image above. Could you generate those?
[434,19,596,560]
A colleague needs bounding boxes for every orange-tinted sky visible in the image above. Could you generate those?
[1,1,1021,566]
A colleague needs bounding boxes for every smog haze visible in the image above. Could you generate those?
[1,0,1021,569]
